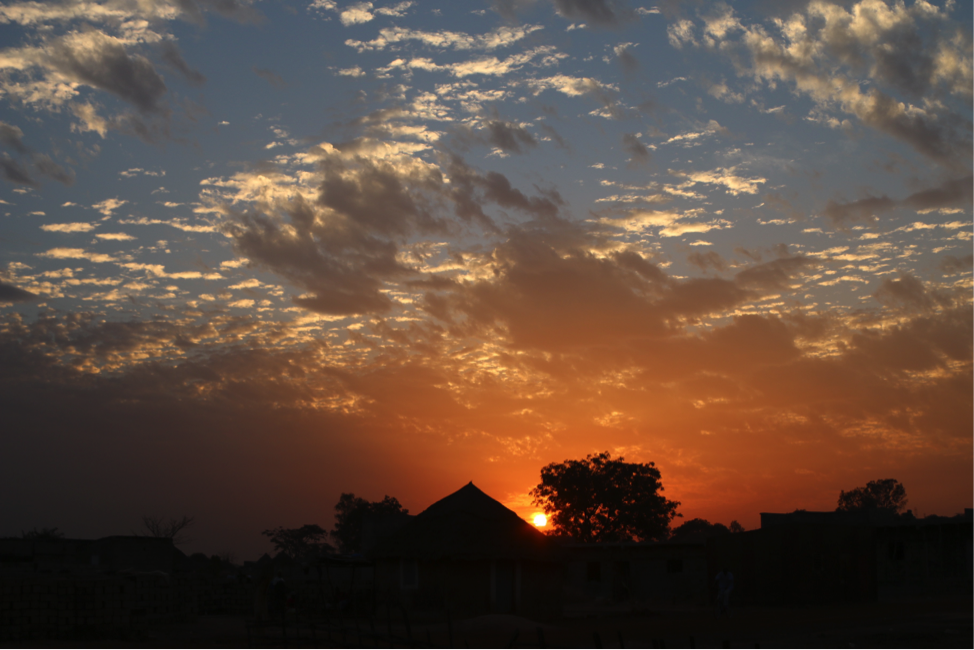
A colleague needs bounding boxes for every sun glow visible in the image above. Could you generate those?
[532,513,547,527]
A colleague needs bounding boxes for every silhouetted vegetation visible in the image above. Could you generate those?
[21,527,65,541]
[141,514,195,545]
[531,451,680,542]
[261,524,333,561]
[837,479,908,513]
[669,518,730,542]
[332,493,409,554]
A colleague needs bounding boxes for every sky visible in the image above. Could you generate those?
[0,0,971,559]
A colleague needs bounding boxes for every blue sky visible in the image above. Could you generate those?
[0,0,970,556]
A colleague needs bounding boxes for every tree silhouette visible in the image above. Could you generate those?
[531,451,680,542]
[22,527,65,541]
[141,515,195,545]
[331,493,409,554]
[836,478,908,513]
[262,524,333,561]
[669,518,730,543]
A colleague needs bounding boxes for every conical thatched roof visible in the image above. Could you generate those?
[370,482,562,561]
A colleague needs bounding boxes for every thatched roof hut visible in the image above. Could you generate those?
[371,481,561,562]
[370,482,564,617]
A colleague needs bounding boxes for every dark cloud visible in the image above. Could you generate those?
[735,256,816,292]
[32,154,74,186]
[615,45,639,72]
[551,0,636,26]
[485,120,537,153]
[223,153,562,316]
[823,195,894,227]
[0,282,37,304]
[0,122,28,154]
[824,175,973,227]
[252,67,287,89]
[763,191,803,221]
[482,171,562,220]
[873,273,953,314]
[48,32,168,114]
[939,254,973,276]
[159,42,206,87]
[538,123,569,150]
[903,175,974,212]
[174,0,265,25]
[687,250,726,273]
[621,132,649,166]
[1,154,35,185]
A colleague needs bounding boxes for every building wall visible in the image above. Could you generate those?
[875,521,974,601]
[563,544,708,608]
[707,525,877,606]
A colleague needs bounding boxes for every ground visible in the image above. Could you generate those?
[16,597,973,648]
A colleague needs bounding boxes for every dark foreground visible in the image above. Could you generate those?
[12,598,972,649]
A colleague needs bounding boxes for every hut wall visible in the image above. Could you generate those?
[374,558,562,619]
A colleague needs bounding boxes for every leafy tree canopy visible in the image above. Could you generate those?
[262,524,333,561]
[836,479,908,513]
[331,493,409,554]
[530,451,680,543]
[669,518,730,543]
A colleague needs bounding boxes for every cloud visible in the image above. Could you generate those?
[614,44,639,72]
[346,24,544,52]
[1,154,35,185]
[698,0,974,169]
[551,0,636,26]
[484,120,537,153]
[47,31,168,114]
[939,254,973,276]
[873,272,952,314]
[93,197,128,217]
[159,41,206,86]
[824,174,973,227]
[40,223,97,233]
[38,247,117,263]
[31,154,74,185]
[621,133,649,165]
[340,2,374,25]
[670,166,765,196]
[0,281,37,304]
[687,250,726,273]
[0,121,28,154]
[252,67,287,89]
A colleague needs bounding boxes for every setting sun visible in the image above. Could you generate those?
[533,514,547,527]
